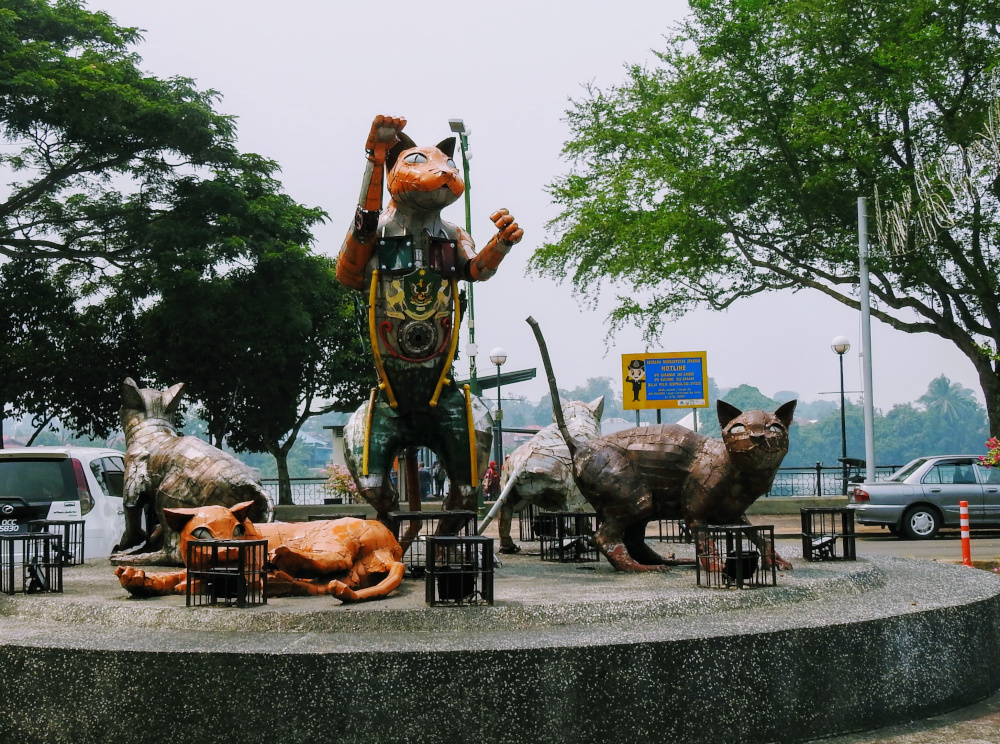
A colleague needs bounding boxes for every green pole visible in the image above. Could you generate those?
[458,131,478,398]
[456,128,485,517]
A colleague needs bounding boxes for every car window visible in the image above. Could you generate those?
[90,457,125,498]
[922,461,978,485]
[888,459,928,482]
[976,464,1000,485]
[0,458,74,503]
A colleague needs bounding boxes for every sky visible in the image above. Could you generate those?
[90,0,985,413]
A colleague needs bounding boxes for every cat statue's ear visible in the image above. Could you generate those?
[588,396,605,420]
[385,131,417,173]
[775,400,797,428]
[717,400,743,427]
[435,137,457,158]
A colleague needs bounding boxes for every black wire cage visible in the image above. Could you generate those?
[695,525,778,589]
[653,519,693,544]
[537,512,600,563]
[800,508,857,562]
[518,503,540,541]
[425,535,494,606]
[27,519,85,566]
[0,533,64,595]
[390,510,477,578]
[185,539,268,608]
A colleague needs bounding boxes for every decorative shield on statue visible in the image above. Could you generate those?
[401,268,444,321]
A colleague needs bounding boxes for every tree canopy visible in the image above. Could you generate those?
[533,0,1000,432]
[0,0,372,487]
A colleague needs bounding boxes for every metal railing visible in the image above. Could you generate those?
[765,463,900,498]
[261,478,332,506]
[264,462,903,505]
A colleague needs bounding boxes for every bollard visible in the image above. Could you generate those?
[960,500,973,567]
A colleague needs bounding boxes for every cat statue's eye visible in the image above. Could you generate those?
[191,527,212,539]
[768,424,784,433]
[446,159,457,169]
[403,152,428,164]
[729,424,746,434]
[233,524,245,537]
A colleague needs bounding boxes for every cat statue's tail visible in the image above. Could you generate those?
[526,317,579,466]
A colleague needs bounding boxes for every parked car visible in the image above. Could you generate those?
[0,446,126,558]
[849,455,1000,539]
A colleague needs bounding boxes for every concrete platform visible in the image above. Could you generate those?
[1,544,998,744]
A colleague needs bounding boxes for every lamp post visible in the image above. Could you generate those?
[489,347,507,468]
[831,335,851,494]
[448,118,478,395]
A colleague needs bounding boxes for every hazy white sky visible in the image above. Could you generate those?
[91,0,984,412]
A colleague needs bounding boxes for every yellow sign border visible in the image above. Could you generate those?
[622,351,709,410]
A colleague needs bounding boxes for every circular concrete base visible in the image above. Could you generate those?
[1,547,998,744]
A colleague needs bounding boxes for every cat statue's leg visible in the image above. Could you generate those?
[497,497,521,553]
[433,387,493,519]
[115,566,188,596]
[739,514,793,571]
[343,397,403,528]
[623,520,670,565]
[596,514,669,571]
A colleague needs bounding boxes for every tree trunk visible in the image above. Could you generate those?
[27,414,55,446]
[271,446,293,507]
[977,359,1000,438]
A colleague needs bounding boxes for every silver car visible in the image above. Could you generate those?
[849,455,1000,539]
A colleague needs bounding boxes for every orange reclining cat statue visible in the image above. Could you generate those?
[115,502,405,602]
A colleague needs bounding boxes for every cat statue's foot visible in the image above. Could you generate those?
[764,553,794,571]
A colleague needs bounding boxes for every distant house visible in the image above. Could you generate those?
[297,432,333,470]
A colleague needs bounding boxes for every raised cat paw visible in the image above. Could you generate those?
[490,208,523,246]
[366,115,407,163]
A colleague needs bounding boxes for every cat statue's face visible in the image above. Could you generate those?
[718,399,796,471]
[386,138,464,212]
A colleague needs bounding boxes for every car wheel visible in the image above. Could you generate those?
[902,506,940,540]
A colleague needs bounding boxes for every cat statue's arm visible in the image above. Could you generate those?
[336,114,406,290]
[462,208,524,281]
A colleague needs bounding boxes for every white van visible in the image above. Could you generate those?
[0,446,126,560]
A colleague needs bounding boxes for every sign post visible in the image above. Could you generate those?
[622,352,709,429]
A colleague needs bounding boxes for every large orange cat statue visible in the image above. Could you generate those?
[336,115,523,526]
[115,502,405,602]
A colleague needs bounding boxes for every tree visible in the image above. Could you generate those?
[0,0,329,445]
[918,374,981,428]
[141,251,371,505]
[0,257,138,445]
[0,0,238,264]
[532,0,1000,431]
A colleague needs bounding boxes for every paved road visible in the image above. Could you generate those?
[756,515,1000,564]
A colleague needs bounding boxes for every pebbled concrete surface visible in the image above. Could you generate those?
[0,540,999,744]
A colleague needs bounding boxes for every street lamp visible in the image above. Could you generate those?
[831,335,851,493]
[489,347,507,468]
[449,118,478,395]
